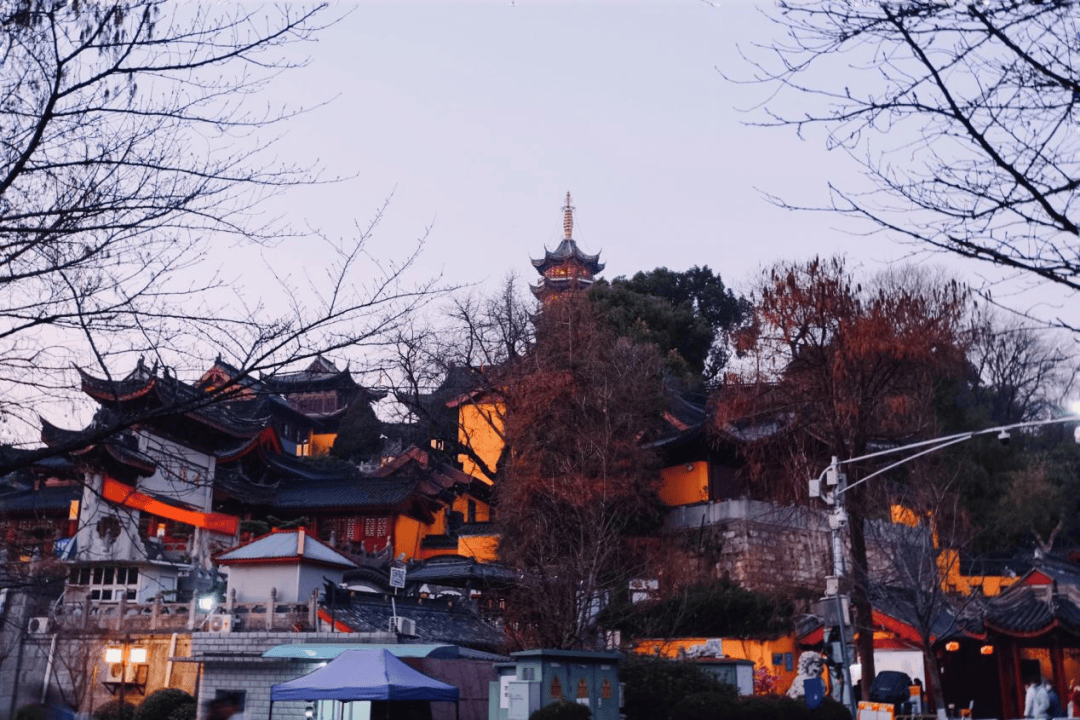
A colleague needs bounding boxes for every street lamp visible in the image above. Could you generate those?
[810,410,1080,719]
[104,638,147,713]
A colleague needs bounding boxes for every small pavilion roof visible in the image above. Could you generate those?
[216,528,357,569]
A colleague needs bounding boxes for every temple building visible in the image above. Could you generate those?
[530,192,604,302]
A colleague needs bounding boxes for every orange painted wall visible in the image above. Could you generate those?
[452,494,491,522]
[658,461,709,506]
[458,402,504,482]
[310,432,336,456]
[633,635,798,694]
[394,515,427,561]
[458,534,499,562]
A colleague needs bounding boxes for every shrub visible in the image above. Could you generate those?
[135,689,195,720]
[15,705,47,720]
[93,701,136,720]
[529,700,591,720]
[809,697,852,720]
[166,705,197,720]
[622,657,736,720]
[669,691,739,720]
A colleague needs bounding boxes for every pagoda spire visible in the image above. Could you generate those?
[530,192,604,302]
[563,191,574,239]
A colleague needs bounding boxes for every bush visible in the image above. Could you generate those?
[135,689,195,720]
[15,705,47,720]
[669,691,739,720]
[166,705,196,720]
[622,657,736,720]
[93,701,136,720]
[809,697,852,720]
[529,701,591,720]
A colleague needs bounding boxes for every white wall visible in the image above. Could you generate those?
[228,563,345,604]
[137,432,215,511]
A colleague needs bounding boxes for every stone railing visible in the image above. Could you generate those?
[52,589,320,633]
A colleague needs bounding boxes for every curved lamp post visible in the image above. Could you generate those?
[810,409,1080,719]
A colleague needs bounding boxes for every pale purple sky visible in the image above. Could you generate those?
[272,1,921,298]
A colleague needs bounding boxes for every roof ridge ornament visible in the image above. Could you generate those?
[563,191,574,240]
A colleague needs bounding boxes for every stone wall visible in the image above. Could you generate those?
[666,499,833,597]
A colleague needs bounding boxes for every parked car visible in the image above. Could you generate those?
[869,671,914,713]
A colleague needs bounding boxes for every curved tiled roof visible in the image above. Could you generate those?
[530,238,604,276]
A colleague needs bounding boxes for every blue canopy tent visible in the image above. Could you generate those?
[269,649,460,720]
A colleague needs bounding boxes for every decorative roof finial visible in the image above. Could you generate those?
[563,191,574,240]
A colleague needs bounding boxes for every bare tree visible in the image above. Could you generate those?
[0,2,441,469]
[743,0,1080,321]
[968,308,1079,424]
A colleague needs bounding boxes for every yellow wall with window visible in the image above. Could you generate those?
[633,635,799,694]
[658,461,709,506]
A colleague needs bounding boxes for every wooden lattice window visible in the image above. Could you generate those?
[550,676,562,699]
[576,678,588,699]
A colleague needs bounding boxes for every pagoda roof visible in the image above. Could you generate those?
[40,416,157,477]
[76,363,270,441]
[530,238,605,277]
[262,356,386,402]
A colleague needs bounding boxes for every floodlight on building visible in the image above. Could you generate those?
[129,647,147,664]
[105,647,122,664]
[198,595,215,612]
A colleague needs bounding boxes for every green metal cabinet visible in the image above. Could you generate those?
[489,650,623,720]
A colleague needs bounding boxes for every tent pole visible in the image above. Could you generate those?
[456,701,460,720]
[268,700,274,720]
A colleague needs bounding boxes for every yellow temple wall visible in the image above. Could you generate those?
[658,461,709,506]
[458,402,504,483]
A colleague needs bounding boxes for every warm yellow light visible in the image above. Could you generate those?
[68,500,80,520]
[129,647,147,664]
[105,647,122,664]
[945,641,960,652]
[980,645,994,655]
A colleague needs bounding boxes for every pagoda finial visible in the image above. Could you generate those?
[563,191,574,240]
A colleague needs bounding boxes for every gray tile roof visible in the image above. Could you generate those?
[328,594,504,652]
[216,530,357,568]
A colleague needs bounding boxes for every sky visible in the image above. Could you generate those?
[269,1,939,303]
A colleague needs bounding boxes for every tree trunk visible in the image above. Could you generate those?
[923,642,946,714]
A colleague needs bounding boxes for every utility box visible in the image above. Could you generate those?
[507,681,541,720]
[489,649,622,720]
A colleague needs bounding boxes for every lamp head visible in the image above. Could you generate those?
[998,429,1011,446]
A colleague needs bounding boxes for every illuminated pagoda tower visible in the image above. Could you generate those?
[530,192,604,302]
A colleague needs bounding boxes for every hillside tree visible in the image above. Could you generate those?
[717,256,971,694]
[497,294,667,649]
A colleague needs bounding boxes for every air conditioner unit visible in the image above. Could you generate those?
[27,617,50,634]
[389,616,416,636]
[109,663,141,683]
[208,615,237,633]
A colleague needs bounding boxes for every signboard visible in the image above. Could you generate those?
[390,566,406,589]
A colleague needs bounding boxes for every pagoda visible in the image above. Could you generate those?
[530,192,604,301]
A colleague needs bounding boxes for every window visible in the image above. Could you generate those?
[72,565,139,601]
